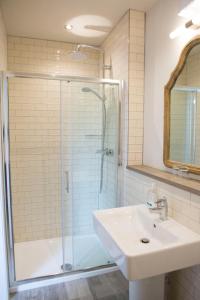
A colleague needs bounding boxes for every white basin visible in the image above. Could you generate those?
[93,204,200,281]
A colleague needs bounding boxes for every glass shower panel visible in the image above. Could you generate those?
[8,77,66,280]
[60,81,119,271]
[98,83,119,210]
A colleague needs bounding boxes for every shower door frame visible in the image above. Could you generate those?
[0,71,123,288]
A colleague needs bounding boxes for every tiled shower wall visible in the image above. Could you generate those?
[102,9,145,205]
[8,36,101,242]
[8,36,100,76]
[128,10,145,166]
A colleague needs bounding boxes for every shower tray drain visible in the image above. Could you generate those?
[61,263,73,271]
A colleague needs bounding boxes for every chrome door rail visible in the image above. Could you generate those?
[5,71,121,85]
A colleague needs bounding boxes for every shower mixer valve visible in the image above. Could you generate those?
[96,148,114,156]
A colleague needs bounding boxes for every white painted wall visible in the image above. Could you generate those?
[0,7,9,300]
[143,0,200,169]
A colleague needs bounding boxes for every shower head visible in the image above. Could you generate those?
[68,44,104,61]
[82,87,91,93]
[82,87,106,102]
[68,49,87,61]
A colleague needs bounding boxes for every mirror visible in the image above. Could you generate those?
[164,36,200,174]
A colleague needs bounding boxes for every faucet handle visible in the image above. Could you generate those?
[156,196,167,204]
[146,201,157,209]
[155,197,168,209]
[147,197,167,209]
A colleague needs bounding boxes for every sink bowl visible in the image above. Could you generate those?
[93,204,200,281]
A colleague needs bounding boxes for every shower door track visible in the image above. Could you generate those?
[10,264,118,293]
[1,71,124,289]
[5,71,121,84]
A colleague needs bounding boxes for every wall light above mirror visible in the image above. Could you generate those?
[170,0,200,39]
[164,36,200,174]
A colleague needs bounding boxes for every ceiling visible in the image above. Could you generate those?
[0,0,157,45]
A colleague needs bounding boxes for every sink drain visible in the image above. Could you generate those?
[140,238,150,244]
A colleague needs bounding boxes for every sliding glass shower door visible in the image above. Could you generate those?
[4,74,120,283]
[60,80,119,271]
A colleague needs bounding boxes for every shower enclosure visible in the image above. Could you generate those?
[1,72,121,285]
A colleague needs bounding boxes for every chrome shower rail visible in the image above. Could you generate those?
[5,71,121,85]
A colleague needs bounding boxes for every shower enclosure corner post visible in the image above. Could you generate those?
[60,80,74,273]
[60,79,66,272]
[116,80,124,208]
[0,72,16,285]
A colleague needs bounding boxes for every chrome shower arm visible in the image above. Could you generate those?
[76,44,104,53]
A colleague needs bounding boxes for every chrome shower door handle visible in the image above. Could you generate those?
[65,171,69,193]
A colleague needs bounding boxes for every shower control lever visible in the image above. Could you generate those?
[65,171,69,193]
[96,148,114,156]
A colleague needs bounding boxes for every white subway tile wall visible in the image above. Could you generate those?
[8,36,100,77]
[128,10,145,165]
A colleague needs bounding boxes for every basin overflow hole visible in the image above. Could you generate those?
[140,238,150,244]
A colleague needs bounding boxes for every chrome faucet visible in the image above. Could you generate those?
[147,196,168,221]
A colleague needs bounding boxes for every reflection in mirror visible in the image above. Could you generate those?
[170,88,200,165]
[169,43,200,168]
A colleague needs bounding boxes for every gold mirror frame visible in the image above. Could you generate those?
[164,36,200,175]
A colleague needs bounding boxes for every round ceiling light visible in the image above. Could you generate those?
[64,15,112,37]
[65,24,73,31]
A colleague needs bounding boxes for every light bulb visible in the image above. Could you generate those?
[64,24,73,31]
[192,16,200,25]
[169,26,187,39]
